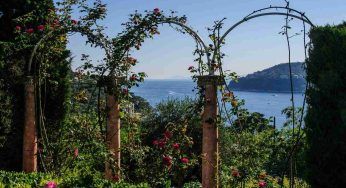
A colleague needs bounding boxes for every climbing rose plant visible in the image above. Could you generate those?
[150,123,198,186]
[77,8,190,101]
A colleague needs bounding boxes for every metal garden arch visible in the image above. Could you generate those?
[102,14,218,182]
[22,4,315,188]
[213,5,315,188]
[104,6,315,187]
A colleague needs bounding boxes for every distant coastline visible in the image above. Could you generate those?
[229,62,306,93]
[141,62,307,93]
[230,88,305,93]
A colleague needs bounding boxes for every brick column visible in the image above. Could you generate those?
[23,76,37,172]
[104,76,124,181]
[197,75,222,188]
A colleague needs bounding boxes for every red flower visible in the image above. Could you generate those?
[52,19,60,28]
[258,181,267,188]
[158,140,166,148]
[231,169,240,178]
[130,74,137,81]
[164,130,172,139]
[71,19,78,25]
[153,8,160,15]
[162,155,172,166]
[26,28,34,34]
[74,148,78,158]
[15,26,21,31]
[37,25,45,31]
[112,175,120,182]
[172,143,180,150]
[153,140,159,146]
[181,157,189,164]
[188,66,194,70]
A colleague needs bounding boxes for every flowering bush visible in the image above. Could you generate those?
[120,98,202,186]
[149,125,198,187]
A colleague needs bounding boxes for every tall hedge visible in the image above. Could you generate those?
[305,23,346,187]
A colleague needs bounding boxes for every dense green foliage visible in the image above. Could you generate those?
[0,171,149,188]
[219,100,308,187]
[0,0,72,171]
[0,0,107,172]
[0,95,309,187]
[305,23,346,187]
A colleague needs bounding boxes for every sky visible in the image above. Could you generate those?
[65,0,346,79]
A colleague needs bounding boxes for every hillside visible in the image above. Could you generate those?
[229,62,306,92]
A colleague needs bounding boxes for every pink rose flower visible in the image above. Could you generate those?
[26,28,34,34]
[172,143,180,150]
[258,181,267,188]
[15,26,21,31]
[162,155,172,166]
[158,140,166,148]
[37,25,44,31]
[153,8,160,15]
[164,130,172,139]
[181,157,189,164]
[44,181,57,188]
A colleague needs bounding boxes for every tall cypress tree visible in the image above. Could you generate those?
[305,23,346,187]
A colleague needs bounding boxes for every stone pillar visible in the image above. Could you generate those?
[104,76,124,181]
[23,76,37,172]
[197,75,222,188]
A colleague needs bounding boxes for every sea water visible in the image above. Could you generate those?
[132,79,305,128]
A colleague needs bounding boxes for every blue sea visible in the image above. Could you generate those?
[132,79,305,127]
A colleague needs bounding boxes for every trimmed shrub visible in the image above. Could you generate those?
[305,22,346,187]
